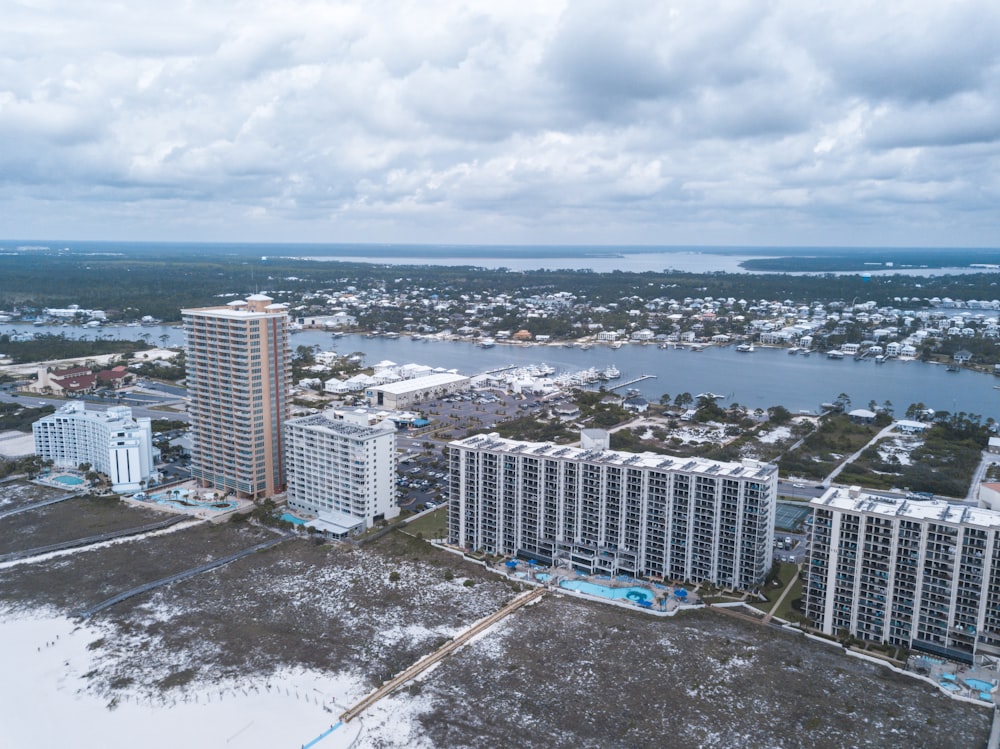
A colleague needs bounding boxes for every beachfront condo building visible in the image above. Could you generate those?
[448,431,777,589]
[182,294,290,499]
[32,401,155,492]
[804,487,1000,664]
[284,409,398,536]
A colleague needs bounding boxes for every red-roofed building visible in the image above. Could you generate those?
[97,366,131,389]
[51,366,91,378]
[51,372,98,394]
[27,364,130,396]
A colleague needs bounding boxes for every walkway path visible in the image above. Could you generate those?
[968,449,994,502]
[0,515,188,563]
[763,563,801,625]
[340,586,546,723]
[823,421,897,485]
[75,533,292,619]
[0,491,82,519]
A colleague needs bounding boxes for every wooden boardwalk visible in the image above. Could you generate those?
[340,586,546,723]
[607,374,657,391]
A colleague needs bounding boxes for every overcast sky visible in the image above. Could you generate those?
[2,1,999,247]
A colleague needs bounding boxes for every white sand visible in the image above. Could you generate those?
[0,430,35,458]
[0,612,368,749]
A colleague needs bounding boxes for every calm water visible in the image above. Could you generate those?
[4,324,997,415]
[4,240,998,274]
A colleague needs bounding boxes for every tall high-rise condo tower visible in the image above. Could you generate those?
[182,294,290,499]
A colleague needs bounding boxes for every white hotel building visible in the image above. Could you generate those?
[805,487,1000,664]
[448,431,777,589]
[33,402,155,492]
[284,409,398,536]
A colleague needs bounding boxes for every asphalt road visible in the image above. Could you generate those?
[0,391,188,422]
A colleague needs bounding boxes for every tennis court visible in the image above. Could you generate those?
[775,502,811,532]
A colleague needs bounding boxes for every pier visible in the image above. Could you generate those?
[340,586,546,723]
[0,515,190,564]
[607,374,657,392]
[75,534,292,619]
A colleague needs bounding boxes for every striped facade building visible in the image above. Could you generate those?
[805,487,1000,663]
[448,432,777,590]
[182,294,290,499]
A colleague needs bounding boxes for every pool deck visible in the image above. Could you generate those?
[121,482,252,523]
[907,654,1000,705]
[500,561,698,616]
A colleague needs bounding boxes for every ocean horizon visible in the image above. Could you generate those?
[3,240,999,274]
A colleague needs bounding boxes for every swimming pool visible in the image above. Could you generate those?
[965,678,995,693]
[940,682,960,692]
[143,489,238,512]
[52,475,84,486]
[560,580,654,604]
[280,513,308,526]
[535,573,552,582]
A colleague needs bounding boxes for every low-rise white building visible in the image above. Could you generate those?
[284,409,398,535]
[32,402,155,492]
[366,372,470,409]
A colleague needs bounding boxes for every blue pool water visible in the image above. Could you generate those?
[940,682,960,692]
[280,513,308,526]
[560,580,653,604]
[535,573,551,582]
[143,490,237,512]
[52,475,84,485]
[966,678,995,692]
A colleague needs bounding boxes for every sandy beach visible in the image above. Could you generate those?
[0,611,369,749]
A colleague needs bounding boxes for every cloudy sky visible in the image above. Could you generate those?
[2,1,999,247]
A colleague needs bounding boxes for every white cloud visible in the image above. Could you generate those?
[0,0,998,246]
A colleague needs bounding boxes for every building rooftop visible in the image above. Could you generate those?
[813,487,1000,529]
[450,433,776,480]
[182,295,286,319]
[369,371,469,395]
[287,411,393,438]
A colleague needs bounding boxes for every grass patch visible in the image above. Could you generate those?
[405,505,448,538]
[774,574,803,621]
[752,562,799,611]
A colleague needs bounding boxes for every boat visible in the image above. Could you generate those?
[478,338,496,348]
[826,350,845,360]
[603,365,621,379]
[611,341,623,349]
[580,343,593,350]
[788,347,801,355]
[946,364,961,372]
[736,343,754,353]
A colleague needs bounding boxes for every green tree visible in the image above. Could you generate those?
[767,405,792,425]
